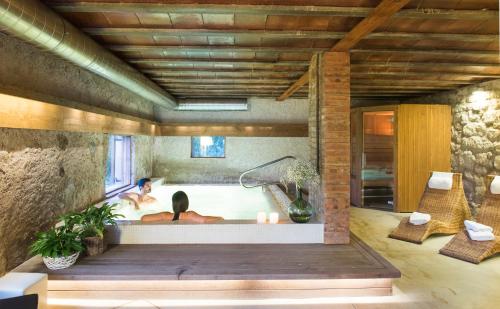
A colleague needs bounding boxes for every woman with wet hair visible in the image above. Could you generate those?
[141,191,223,223]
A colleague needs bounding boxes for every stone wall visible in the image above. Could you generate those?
[308,54,323,222]
[133,135,154,183]
[153,137,309,184]
[0,34,157,121]
[0,128,153,275]
[0,129,106,275]
[409,80,500,210]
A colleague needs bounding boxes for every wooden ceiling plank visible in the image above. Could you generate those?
[146,70,498,79]
[154,79,297,84]
[277,0,411,101]
[51,3,498,21]
[108,45,328,53]
[84,28,496,43]
[109,45,499,58]
[351,61,500,68]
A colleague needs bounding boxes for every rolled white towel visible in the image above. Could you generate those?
[409,212,431,225]
[428,172,453,190]
[464,220,493,233]
[490,176,500,194]
[467,229,495,241]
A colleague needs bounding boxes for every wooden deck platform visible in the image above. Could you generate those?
[15,234,400,305]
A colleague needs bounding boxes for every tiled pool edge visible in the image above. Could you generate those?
[104,180,324,244]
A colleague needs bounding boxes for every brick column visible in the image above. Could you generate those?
[309,52,351,244]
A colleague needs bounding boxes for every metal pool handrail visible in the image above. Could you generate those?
[239,156,296,189]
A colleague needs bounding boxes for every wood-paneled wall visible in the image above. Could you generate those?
[0,93,157,136]
[0,93,308,137]
[158,123,307,137]
[396,104,451,212]
[351,104,451,212]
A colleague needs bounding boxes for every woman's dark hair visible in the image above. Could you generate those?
[137,178,151,189]
[172,191,189,221]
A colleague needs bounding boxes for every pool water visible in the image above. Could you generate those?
[112,184,284,221]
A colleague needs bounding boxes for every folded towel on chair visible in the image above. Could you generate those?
[464,220,493,233]
[491,176,500,194]
[409,212,431,225]
[467,229,495,241]
[428,172,453,190]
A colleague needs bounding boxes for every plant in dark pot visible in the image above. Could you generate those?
[76,202,123,256]
[281,160,319,223]
[30,216,84,270]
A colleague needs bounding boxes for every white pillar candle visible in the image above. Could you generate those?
[257,212,267,223]
[269,212,279,224]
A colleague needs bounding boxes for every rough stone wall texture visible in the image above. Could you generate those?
[408,80,500,210]
[0,34,157,121]
[0,128,154,275]
[156,97,308,123]
[0,128,106,275]
[308,54,324,223]
[133,135,154,182]
[153,137,309,184]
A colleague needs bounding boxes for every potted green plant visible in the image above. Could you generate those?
[280,160,320,223]
[76,202,123,256]
[30,217,84,270]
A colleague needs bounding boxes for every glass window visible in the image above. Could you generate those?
[191,136,225,158]
[105,135,132,193]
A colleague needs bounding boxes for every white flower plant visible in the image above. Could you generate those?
[280,159,320,192]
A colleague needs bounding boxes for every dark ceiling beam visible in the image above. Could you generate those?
[146,72,305,79]
[351,72,498,80]
[156,79,470,87]
[351,61,500,69]
[130,59,310,67]
[110,45,499,59]
[108,45,327,53]
[85,28,346,39]
[277,0,412,101]
[143,69,499,79]
[51,3,498,20]
[153,79,297,85]
[351,49,500,57]
[168,83,460,92]
[85,28,495,43]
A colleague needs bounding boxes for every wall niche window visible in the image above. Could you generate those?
[105,135,132,193]
[191,136,225,158]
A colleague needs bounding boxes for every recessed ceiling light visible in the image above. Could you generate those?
[175,98,248,111]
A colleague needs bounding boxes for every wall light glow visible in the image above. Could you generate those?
[470,90,490,110]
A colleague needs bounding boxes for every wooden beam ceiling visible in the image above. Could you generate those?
[40,0,499,102]
[48,2,498,21]
[277,0,412,101]
[85,28,495,44]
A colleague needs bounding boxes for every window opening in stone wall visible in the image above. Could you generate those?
[105,135,132,193]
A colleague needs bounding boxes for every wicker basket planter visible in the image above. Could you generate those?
[83,236,106,256]
[42,252,79,270]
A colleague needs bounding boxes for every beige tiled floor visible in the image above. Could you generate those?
[349,207,500,309]
[50,207,500,309]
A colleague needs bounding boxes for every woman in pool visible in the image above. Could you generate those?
[141,191,223,223]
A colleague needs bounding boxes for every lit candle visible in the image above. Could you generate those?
[257,212,267,223]
[269,212,279,224]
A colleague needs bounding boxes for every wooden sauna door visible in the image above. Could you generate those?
[361,111,395,211]
[350,110,362,207]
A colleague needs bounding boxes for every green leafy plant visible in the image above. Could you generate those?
[77,202,123,239]
[30,226,84,258]
[30,203,123,258]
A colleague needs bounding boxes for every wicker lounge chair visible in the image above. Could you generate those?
[389,173,471,244]
[439,175,500,264]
